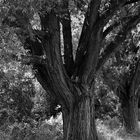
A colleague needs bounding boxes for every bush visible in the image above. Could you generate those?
[8,115,63,140]
[0,131,10,140]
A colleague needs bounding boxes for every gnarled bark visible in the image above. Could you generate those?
[62,89,98,140]
[2,0,140,139]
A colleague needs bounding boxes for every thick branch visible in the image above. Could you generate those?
[38,12,76,110]
[101,1,126,26]
[101,0,139,27]
[61,1,74,77]
[81,26,102,85]
[74,0,101,78]
[96,15,140,72]
[103,13,139,38]
[103,22,120,38]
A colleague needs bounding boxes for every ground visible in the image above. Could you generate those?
[0,115,140,140]
[97,119,140,140]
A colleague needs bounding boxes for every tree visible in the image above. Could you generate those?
[2,0,140,139]
[102,31,140,133]
[0,26,61,126]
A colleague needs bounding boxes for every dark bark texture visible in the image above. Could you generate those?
[63,93,98,140]
[120,88,139,133]
[116,59,140,133]
[3,0,140,139]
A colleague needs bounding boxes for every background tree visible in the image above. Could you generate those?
[102,29,140,133]
[1,0,140,140]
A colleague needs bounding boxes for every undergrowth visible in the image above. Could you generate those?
[0,116,140,140]
[97,117,140,140]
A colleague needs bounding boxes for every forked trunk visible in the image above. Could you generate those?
[62,95,98,140]
[121,94,139,133]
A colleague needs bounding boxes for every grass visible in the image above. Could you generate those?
[97,118,140,140]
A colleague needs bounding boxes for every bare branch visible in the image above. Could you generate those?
[96,15,140,72]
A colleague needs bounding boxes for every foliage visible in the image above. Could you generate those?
[95,76,121,120]
[102,23,140,98]
[32,83,61,121]
[1,0,140,139]
[0,19,62,126]
[0,64,35,123]
[0,27,35,124]
[0,117,63,140]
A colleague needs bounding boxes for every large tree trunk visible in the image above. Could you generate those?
[3,0,140,140]
[121,93,139,133]
[23,11,100,140]
[62,92,98,140]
